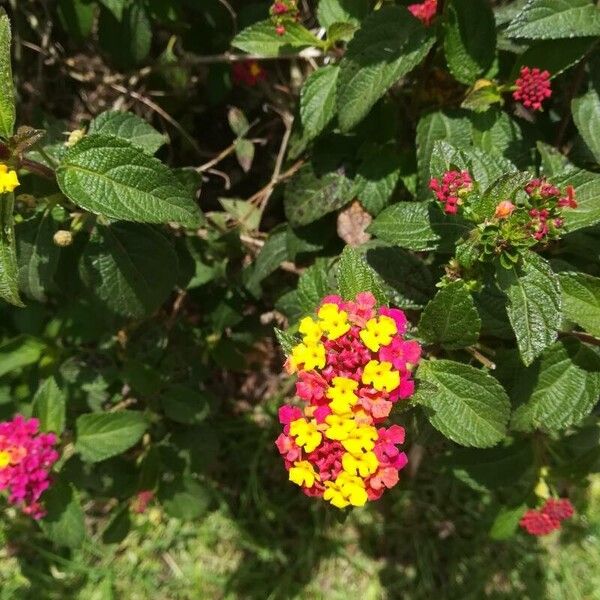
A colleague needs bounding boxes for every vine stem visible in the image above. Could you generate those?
[559,331,600,347]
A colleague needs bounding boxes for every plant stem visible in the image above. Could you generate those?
[20,157,55,180]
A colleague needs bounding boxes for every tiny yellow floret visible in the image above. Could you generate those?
[291,342,326,371]
[289,418,322,453]
[362,360,400,392]
[359,316,397,352]
[0,450,11,469]
[298,316,323,344]
[323,472,368,508]
[318,303,351,340]
[342,451,379,478]
[0,164,19,193]
[324,413,356,441]
[341,425,378,455]
[326,376,359,414]
[289,460,320,488]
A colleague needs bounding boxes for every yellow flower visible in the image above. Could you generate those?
[289,460,320,488]
[323,472,368,508]
[342,451,379,478]
[359,316,397,352]
[289,418,322,453]
[291,342,326,371]
[0,164,19,193]
[298,316,323,344]
[341,425,378,455]
[362,360,400,392]
[318,303,350,340]
[324,413,356,441]
[326,376,359,414]
[0,450,10,469]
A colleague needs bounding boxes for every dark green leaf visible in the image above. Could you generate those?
[0,192,23,306]
[42,480,86,548]
[318,0,369,28]
[336,246,386,304]
[0,335,46,378]
[32,377,66,435]
[353,146,401,215]
[297,258,334,313]
[159,474,211,520]
[232,21,322,56]
[559,272,600,337]
[572,87,600,164]
[300,65,339,142]
[160,385,210,424]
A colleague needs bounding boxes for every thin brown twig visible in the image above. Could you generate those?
[466,346,496,370]
[20,158,55,180]
[559,330,600,347]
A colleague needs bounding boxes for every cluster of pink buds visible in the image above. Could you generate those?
[520,498,574,536]
[270,0,300,35]
[408,0,438,26]
[131,490,154,514]
[513,66,552,111]
[276,292,421,508]
[429,170,473,214]
[525,179,577,241]
[231,61,267,87]
[0,415,59,519]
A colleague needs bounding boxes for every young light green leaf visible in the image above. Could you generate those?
[415,359,511,448]
[572,88,600,164]
[336,246,387,304]
[317,0,369,28]
[88,111,168,155]
[0,335,46,378]
[32,377,66,435]
[505,0,600,40]
[232,21,323,56]
[490,505,527,540]
[496,252,561,366]
[444,0,496,85]
[17,210,60,302]
[418,281,481,349]
[559,272,600,337]
[511,338,600,432]
[300,65,339,142]
[75,411,148,463]
[79,223,179,318]
[337,6,435,131]
[553,169,600,232]
[0,9,15,139]
[57,135,203,227]
[283,163,353,227]
[327,22,358,43]
[0,192,23,306]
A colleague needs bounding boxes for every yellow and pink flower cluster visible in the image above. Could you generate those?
[276,292,421,508]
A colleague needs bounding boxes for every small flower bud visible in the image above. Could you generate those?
[53,230,73,247]
[494,200,515,219]
[66,129,85,147]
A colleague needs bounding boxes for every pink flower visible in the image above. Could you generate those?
[520,509,559,536]
[345,292,376,326]
[542,498,574,522]
[408,0,437,26]
[374,425,408,469]
[296,371,328,404]
[278,405,303,434]
[557,185,577,209]
[359,388,393,420]
[379,338,421,372]
[275,433,302,462]
[320,294,345,308]
[513,66,552,111]
[494,200,515,219]
[429,170,472,215]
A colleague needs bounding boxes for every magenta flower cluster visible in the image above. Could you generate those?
[0,415,59,519]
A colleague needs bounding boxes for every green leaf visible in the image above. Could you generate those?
[572,87,600,164]
[32,377,66,435]
[0,9,15,138]
[418,281,481,349]
[470,110,526,168]
[274,328,299,356]
[245,229,288,294]
[553,169,600,232]
[318,0,369,28]
[511,338,600,432]
[300,65,339,142]
[474,171,531,222]
[88,111,168,155]
[353,145,401,215]
[79,222,178,318]
[76,411,148,463]
[41,481,86,548]
[336,246,386,304]
[0,192,23,306]
[559,272,600,337]
[16,210,60,302]
[416,111,472,199]
[496,252,561,366]
[444,0,496,85]
[337,6,435,131]
[160,385,210,424]
[57,134,202,227]
[297,258,334,313]
[284,163,352,227]
[505,0,600,40]
[327,22,359,43]
[0,335,46,378]
[58,0,95,41]
[98,0,125,20]
[537,141,576,178]
[159,474,211,520]
[232,21,322,56]
[235,138,255,173]
[415,359,511,448]
[489,505,527,540]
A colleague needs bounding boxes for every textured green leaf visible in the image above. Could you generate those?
[474,171,531,222]
[88,111,167,154]
[160,385,210,425]
[537,141,576,178]
[79,222,178,318]
[505,0,600,40]
[297,259,334,313]
[511,339,600,432]
[245,229,288,294]
[232,21,322,56]
[418,281,481,349]
[416,111,472,199]
[327,22,359,43]
[337,6,435,131]
[336,246,386,304]
[284,163,352,226]
[42,481,86,548]
[159,474,211,520]
[490,505,527,540]
[470,110,526,168]
[274,328,299,356]
[553,169,600,232]
[318,0,369,28]
[415,359,511,448]
[559,272,600,337]
[57,135,202,227]
[32,377,66,435]
[16,210,60,302]
[76,411,148,463]
[496,252,561,366]
[353,146,401,215]
[0,192,23,306]
[300,65,339,142]
[572,88,600,164]
[0,335,46,378]
[444,0,496,85]
[0,9,15,138]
